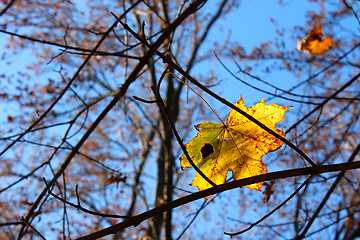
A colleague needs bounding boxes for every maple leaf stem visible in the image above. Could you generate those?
[167,71,226,126]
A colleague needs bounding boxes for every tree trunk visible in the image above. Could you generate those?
[147,68,180,240]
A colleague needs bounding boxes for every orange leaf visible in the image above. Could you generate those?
[7,116,15,122]
[180,96,289,198]
[55,2,61,9]
[297,27,333,56]
[105,174,126,185]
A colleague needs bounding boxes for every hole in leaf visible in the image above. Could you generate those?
[200,143,214,159]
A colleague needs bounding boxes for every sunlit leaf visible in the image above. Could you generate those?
[180,96,290,198]
[297,27,333,56]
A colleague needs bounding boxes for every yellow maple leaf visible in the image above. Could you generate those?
[180,96,290,198]
[297,27,333,56]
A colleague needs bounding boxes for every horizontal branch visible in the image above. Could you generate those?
[0,29,140,59]
[77,161,360,240]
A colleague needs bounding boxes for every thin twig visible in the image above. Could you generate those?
[266,43,360,102]
[176,200,208,240]
[0,221,23,227]
[216,55,320,105]
[225,175,313,237]
[286,72,360,134]
[233,62,360,102]
[132,95,159,104]
[0,0,15,16]
[20,217,46,240]
[43,178,129,219]
[343,0,360,26]
[296,142,360,239]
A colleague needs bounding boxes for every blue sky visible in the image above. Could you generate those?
[1,0,360,239]
[210,0,320,104]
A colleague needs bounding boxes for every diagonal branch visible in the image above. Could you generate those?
[0,0,15,16]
